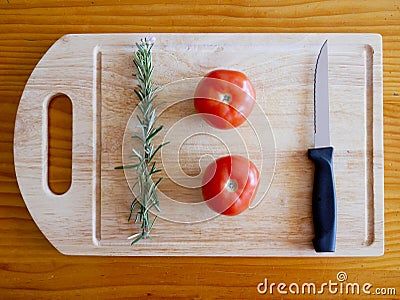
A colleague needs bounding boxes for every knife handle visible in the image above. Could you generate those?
[308,146,336,252]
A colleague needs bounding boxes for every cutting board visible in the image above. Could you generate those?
[14,33,384,256]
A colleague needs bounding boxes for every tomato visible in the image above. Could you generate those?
[201,155,260,216]
[194,69,256,129]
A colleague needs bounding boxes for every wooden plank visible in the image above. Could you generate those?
[14,33,383,256]
[2,1,400,298]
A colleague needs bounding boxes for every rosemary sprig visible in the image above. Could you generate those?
[120,36,168,244]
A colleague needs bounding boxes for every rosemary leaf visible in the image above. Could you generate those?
[146,125,164,143]
[131,148,142,160]
[149,141,170,163]
[114,164,140,170]
[149,162,157,174]
[128,201,137,222]
[134,89,144,103]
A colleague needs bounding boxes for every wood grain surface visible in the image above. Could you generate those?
[13,33,384,256]
[1,0,399,298]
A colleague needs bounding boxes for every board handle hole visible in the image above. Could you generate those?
[48,93,72,195]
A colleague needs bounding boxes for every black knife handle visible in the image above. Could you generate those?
[308,146,336,252]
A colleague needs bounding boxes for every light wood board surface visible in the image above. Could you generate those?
[1,0,400,298]
[14,33,384,256]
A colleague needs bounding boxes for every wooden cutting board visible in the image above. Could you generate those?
[14,33,384,256]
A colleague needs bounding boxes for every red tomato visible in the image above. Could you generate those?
[194,69,256,129]
[201,155,260,216]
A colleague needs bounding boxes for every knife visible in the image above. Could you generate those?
[308,40,337,252]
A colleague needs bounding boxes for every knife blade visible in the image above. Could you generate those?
[308,40,337,252]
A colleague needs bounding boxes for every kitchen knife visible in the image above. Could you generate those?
[308,40,337,252]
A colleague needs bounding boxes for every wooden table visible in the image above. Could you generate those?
[1,1,399,298]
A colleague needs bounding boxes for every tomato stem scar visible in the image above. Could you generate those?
[225,179,238,192]
[221,93,232,103]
